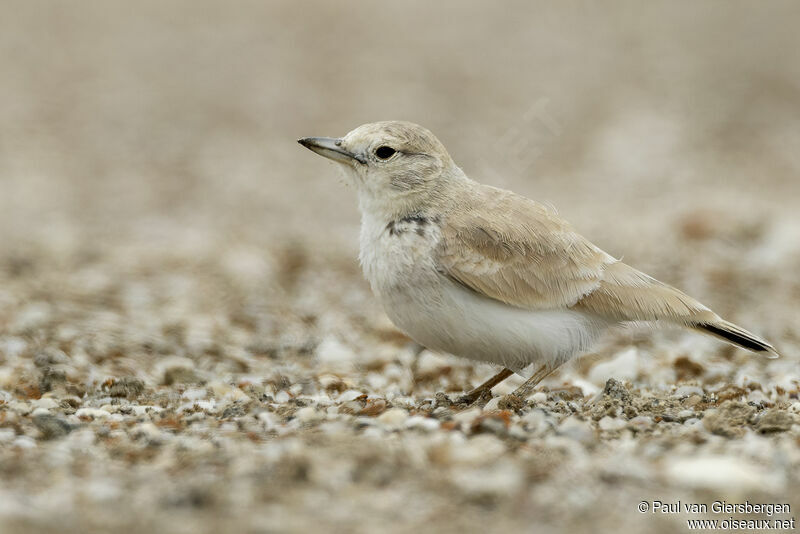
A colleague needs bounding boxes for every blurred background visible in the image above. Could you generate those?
[1,2,799,533]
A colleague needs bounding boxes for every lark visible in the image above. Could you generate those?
[298,121,779,403]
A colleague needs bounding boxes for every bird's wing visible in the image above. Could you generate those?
[435,186,614,310]
[435,184,778,357]
[435,185,715,322]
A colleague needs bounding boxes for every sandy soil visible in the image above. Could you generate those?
[1,2,799,533]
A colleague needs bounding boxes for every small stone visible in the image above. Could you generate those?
[295,406,323,423]
[497,394,524,412]
[377,408,408,428]
[405,415,440,432]
[39,367,67,393]
[470,411,512,437]
[0,428,15,443]
[359,399,387,417]
[598,416,627,431]
[683,394,702,407]
[673,356,705,381]
[483,396,502,411]
[602,378,631,402]
[338,390,365,402]
[449,434,507,465]
[12,436,37,449]
[105,377,145,399]
[449,459,524,497]
[33,414,73,440]
[33,397,59,411]
[588,348,639,386]
[452,407,482,427]
[673,385,704,398]
[163,366,202,386]
[755,409,796,433]
[315,337,356,372]
[703,401,756,438]
[664,455,777,492]
[628,415,654,431]
[558,415,595,443]
[131,422,163,443]
[75,408,111,419]
[531,392,548,403]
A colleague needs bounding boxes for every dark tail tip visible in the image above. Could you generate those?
[695,322,779,358]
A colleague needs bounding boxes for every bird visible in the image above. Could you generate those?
[298,121,779,403]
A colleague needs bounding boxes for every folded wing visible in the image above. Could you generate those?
[435,184,778,357]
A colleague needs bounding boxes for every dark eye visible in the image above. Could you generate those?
[375,146,396,159]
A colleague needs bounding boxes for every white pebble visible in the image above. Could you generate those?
[377,408,408,428]
[450,459,524,497]
[588,347,639,386]
[483,396,502,411]
[628,415,654,430]
[76,408,111,419]
[33,397,60,410]
[0,428,16,443]
[338,390,364,402]
[598,416,627,431]
[531,392,548,403]
[664,455,780,492]
[182,387,208,401]
[316,336,356,371]
[12,436,37,449]
[452,407,481,426]
[405,415,440,432]
[295,406,324,423]
[673,385,704,398]
[448,434,507,465]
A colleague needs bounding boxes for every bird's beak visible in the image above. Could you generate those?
[297,137,365,164]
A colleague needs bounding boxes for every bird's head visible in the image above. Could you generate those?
[299,121,457,216]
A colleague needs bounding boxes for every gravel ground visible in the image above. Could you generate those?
[2,2,800,533]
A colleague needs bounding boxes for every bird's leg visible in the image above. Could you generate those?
[508,363,557,400]
[457,367,515,405]
[408,342,427,394]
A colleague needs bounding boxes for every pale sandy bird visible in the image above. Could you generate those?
[298,121,779,402]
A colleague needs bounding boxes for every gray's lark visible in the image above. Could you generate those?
[299,121,779,403]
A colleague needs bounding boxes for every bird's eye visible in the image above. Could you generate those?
[375,146,396,159]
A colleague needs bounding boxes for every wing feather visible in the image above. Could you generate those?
[436,186,613,309]
[434,182,777,356]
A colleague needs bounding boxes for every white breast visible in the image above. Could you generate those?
[359,213,610,373]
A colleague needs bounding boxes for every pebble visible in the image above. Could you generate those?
[338,390,365,402]
[33,397,60,410]
[449,459,524,497]
[673,385,704,398]
[405,416,440,432]
[628,416,654,431]
[452,407,482,427]
[295,406,324,423]
[0,428,16,443]
[588,347,639,386]
[531,392,548,403]
[76,408,111,419]
[377,408,409,428]
[558,415,595,443]
[663,455,780,492]
[315,337,356,371]
[448,434,507,465]
[482,396,502,411]
[12,436,37,449]
[598,416,627,431]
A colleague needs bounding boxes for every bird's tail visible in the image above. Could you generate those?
[577,261,780,358]
[692,319,779,359]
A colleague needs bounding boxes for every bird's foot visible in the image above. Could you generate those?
[496,393,526,412]
[455,388,493,408]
